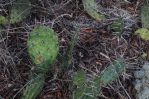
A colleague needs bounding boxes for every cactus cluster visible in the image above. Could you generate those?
[73,59,125,99]
[100,59,125,86]
[22,26,59,99]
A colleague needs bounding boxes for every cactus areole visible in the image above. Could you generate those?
[27,26,59,73]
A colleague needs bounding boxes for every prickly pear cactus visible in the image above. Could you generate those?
[73,59,125,99]
[22,26,59,99]
[27,26,59,73]
[21,74,45,99]
[82,0,105,21]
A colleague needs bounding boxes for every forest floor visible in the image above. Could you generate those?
[0,0,148,99]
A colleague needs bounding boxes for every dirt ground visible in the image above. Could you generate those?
[0,0,148,99]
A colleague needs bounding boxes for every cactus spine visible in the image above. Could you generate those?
[21,26,59,99]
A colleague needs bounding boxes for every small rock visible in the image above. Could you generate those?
[134,62,149,99]
[134,70,144,79]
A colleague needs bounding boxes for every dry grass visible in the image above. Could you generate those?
[0,0,147,99]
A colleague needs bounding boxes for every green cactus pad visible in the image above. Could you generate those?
[10,0,31,24]
[21,74,45,99]
[100,59,125,86]
[82,0,105,21]
[27,26,59,73]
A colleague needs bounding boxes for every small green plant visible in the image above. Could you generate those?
[21,26,59,99]
[82,0,105,21]
[110,18,124,36]
[9,0,31,24]
[73,59,125,99]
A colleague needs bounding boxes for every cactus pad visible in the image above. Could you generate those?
[27,26,59,73]
[10,0,31,24]
[21,74,45,99]
[100,59,125,86]
[82,0,105,21]
[73,59,125,99]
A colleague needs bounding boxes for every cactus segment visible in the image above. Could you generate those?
[10,0,31,24]
[82,0,105,21]
[73,72,101,99]
[27,26,59,73]
[21,74,45,99]
[100,59,125,86]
